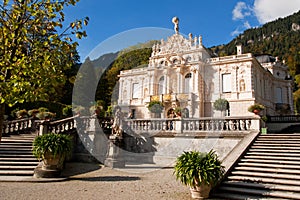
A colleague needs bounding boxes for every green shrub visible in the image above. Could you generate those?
[32,133,73,160]
[174,150,225,187]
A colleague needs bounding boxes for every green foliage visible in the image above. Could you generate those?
[36,111,56,120]
[16,109,28,118]
[147,100,164,113]
[96,47,153,108]
[213,98,229,111]
[72,57,97,107]
[209,11,300,113]
[174,107,182,114]
[0,0,88,107]
[9,101,69,119]
[174,150,225,188]
[32,133,73,160]
[62,105,72,117]
[248,103,265,112]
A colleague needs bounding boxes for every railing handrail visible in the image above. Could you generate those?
[267,115,300,123]
[2,117,34,136]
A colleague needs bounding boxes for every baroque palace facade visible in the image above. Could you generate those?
[117,18,293,119]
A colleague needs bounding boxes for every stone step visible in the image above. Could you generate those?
[240,158,300,165]
[1,139,34,143]
[0,161,38,166]
[253,142,300,147]
[258,134,300,137]
[231,170,300,180]
[0,154,35,158]
[251,145,300,150]
[0,146,32,151]
[0,145,32,151]
[254,141,300,144]
[249,148,300,153]
[217,185,300,199]
[244,155,300,161]
[0,157,37,161]
[0,150,33,155]
[234,166,300,175]
[228,175,300,186]
[0,165,36,170]
[210,191,262,200]
[257,138,300,141]
[238,162,300,169]
[0,170,34,176]
[246,152,300,157]
[223,181,300,193]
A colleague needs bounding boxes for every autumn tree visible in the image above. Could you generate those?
[0,0,88,141]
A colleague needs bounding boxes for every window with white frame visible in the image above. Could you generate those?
[222,73,231,93]
[132,83,141,99]
[158,76,164,95]
[184,73,192,93]
[275,87,282,103]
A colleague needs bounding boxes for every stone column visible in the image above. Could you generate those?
[104,135,125,168]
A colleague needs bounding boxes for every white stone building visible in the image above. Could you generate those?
[117,18,293,119]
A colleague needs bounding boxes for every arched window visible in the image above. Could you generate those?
[184,73,192,93]
[158,76,164,95]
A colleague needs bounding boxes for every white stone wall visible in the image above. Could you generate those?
[117,31,293,118]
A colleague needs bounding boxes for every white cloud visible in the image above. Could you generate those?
[231,28,242,36]
[253,0,300,24]
[243,21,251,29]
[230,21,251,36]
[232,2,251,20]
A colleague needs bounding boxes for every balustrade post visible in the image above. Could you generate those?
[39,120,50,136]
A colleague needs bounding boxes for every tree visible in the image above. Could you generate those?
[0,0,88,141]
[72,57,97,107]
[213,98,229,116]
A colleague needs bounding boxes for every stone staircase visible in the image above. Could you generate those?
[0,133,39,178]
[212,133,300,199]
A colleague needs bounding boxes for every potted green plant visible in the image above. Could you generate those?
[174,150,225,199]
[16,109,28,118]
[213,98,229,116]
[174,107,182,117]
[248,103,265,114]
[147,100,164,118]
[32,133,73,171]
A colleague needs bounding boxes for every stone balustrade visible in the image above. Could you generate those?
[2,115,260,137]
[125,116,260,134]
[2,118,34,135]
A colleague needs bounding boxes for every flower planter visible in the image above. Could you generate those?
[253,109,260,115]
[42,152,62,170]
[190,183,211,199]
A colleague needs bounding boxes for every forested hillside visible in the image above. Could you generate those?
[95,41,156,109]
[209,10,300,111]
[92,11,300,112]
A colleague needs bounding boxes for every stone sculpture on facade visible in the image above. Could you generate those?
[172,16,179,34]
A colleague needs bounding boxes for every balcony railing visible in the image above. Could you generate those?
[2,118,35,135]
[125,117,260,134]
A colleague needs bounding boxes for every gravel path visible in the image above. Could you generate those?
[0,162,192,200]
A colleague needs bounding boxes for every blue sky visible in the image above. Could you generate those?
[64,0,300,61]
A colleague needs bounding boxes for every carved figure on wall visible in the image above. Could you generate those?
[112,106,124,137]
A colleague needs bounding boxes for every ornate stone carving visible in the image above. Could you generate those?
[172,16,179,34]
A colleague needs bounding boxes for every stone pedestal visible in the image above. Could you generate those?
[104,135,125,168]
[33,163,61,178]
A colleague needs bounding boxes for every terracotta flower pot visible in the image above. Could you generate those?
[190,183,211,199]
[42,152,62,170]
[253,109,260,115]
